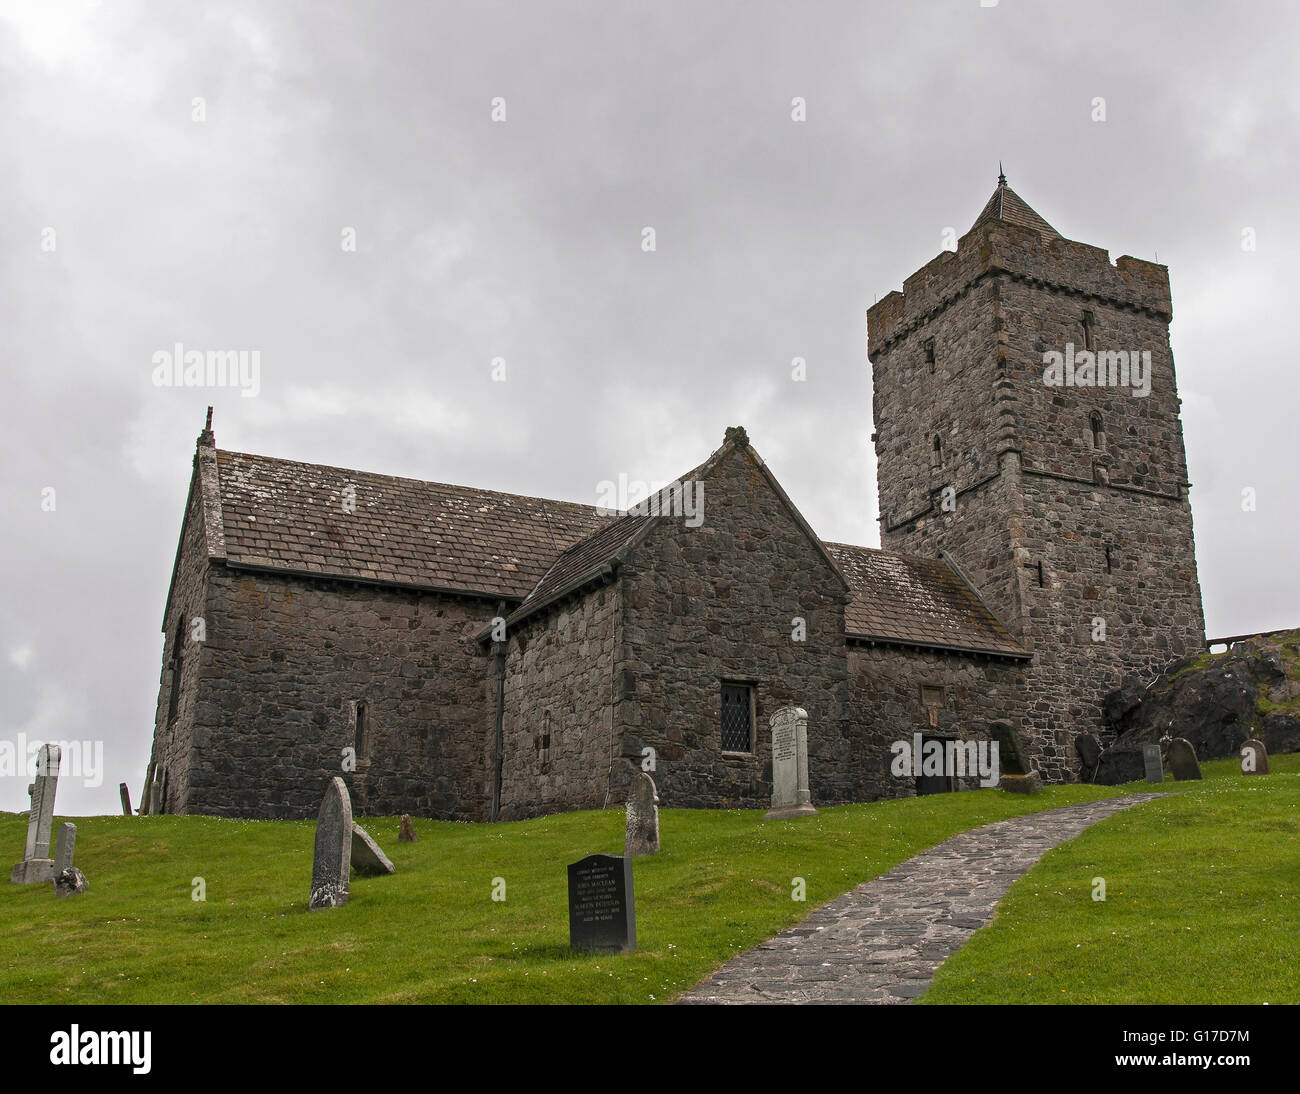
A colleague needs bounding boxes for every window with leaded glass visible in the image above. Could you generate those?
[720,683,753,753]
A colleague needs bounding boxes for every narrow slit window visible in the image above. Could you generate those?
[1082,310,1096,351]
[354,701,368,757]
[924,338,936,374]
[1105,545,1114,574]
[166,617,184,724]
[1089,411,1104,449]
[932,434,944,469]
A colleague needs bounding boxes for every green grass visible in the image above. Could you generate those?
[920,753,1300,1004]
[4,758,1295,1004]
[0,782,1130,1004]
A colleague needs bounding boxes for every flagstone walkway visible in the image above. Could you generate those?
[678,793,1166,1005]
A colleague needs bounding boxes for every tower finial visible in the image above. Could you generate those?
[998,162,1006,186]
[198,405,215,448]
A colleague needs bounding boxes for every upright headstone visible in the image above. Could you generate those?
[1241,738,1269,775]
[1142,743,1164,784]
[54,823,76,876]
[763,706,817,819]
[1167,737,1202,781]
[992,720,1042,793]
[350,822,396,876]
[398,814,418,842]
[567,854,635,954]
[308,777,353,910]
[1076,733,1101,783]
[625,770,660,856]
[150,766,167,815]
[139,761,156,816]
[10,744,60,884]
[119,783,133,817]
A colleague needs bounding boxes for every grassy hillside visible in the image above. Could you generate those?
[2,757,1294,1004]
[921,754,1300,1004]
[2,783,1130,1004]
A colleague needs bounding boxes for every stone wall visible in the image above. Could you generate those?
[497,581,620,820]
[616,442,854,809]
[845,644,1028,794]
[149,463,213,813]
[174,565,496,820]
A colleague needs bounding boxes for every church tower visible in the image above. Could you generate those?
[867,173,1206,779]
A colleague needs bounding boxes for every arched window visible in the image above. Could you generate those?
[1089,412,1104,449]
[932,434,944,469]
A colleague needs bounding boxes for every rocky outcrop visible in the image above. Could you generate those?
[1093,632,1300,784]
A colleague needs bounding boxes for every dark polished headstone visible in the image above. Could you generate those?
[568,854,635,954]
[1168,737,1202,781]
[989,721,1029,776]
[1241,738,1269,775]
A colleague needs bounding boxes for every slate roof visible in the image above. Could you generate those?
[969,178,1061,239]
[506,513,653,623]
[200,443,1025,657]
[213,449,608,600]
[825,543,1027,658]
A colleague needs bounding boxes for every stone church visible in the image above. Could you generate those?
[147,176,1206,821]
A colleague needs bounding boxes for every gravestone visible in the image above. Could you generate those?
[10,743,61,884]
[54,823,76,876]
[139,761,156,816]
[54,868,88,898]
[308,777,353,910]
[350,822,396,876]
[119,783,133,816]
[625,770,660,856]
[1167,737,1202,781]
[398,814,417,842]
[991,721,1042,793]
[567,854,635,954]
[1076,734,1101,783]
[1241,738,1269,775]
[763,706,817,819]
[1142,743,1164,783]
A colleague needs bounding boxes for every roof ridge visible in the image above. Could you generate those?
[216,447,602,513]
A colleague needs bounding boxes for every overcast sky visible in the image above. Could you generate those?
[3,0,1297,814]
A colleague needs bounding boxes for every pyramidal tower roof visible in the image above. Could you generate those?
[969,168,1061,238]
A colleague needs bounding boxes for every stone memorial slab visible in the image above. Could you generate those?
[140,761,156,816]
[308,777,353,910]
[350,822,396,876]
[54,867,88,898]
[1142,743,1164,783]
[119,783,133,816]
[763,706,817,820]
[568,853,635,954]
[398,814,418,842]
[1168,737,1202,781]
[54,823,76,876]
[1241,738,1269,775]
[625,771,660,856]
[10,743,60,885]
[1076,734,1101,782]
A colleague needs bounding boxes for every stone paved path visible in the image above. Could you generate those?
[678,793,1165,1005]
